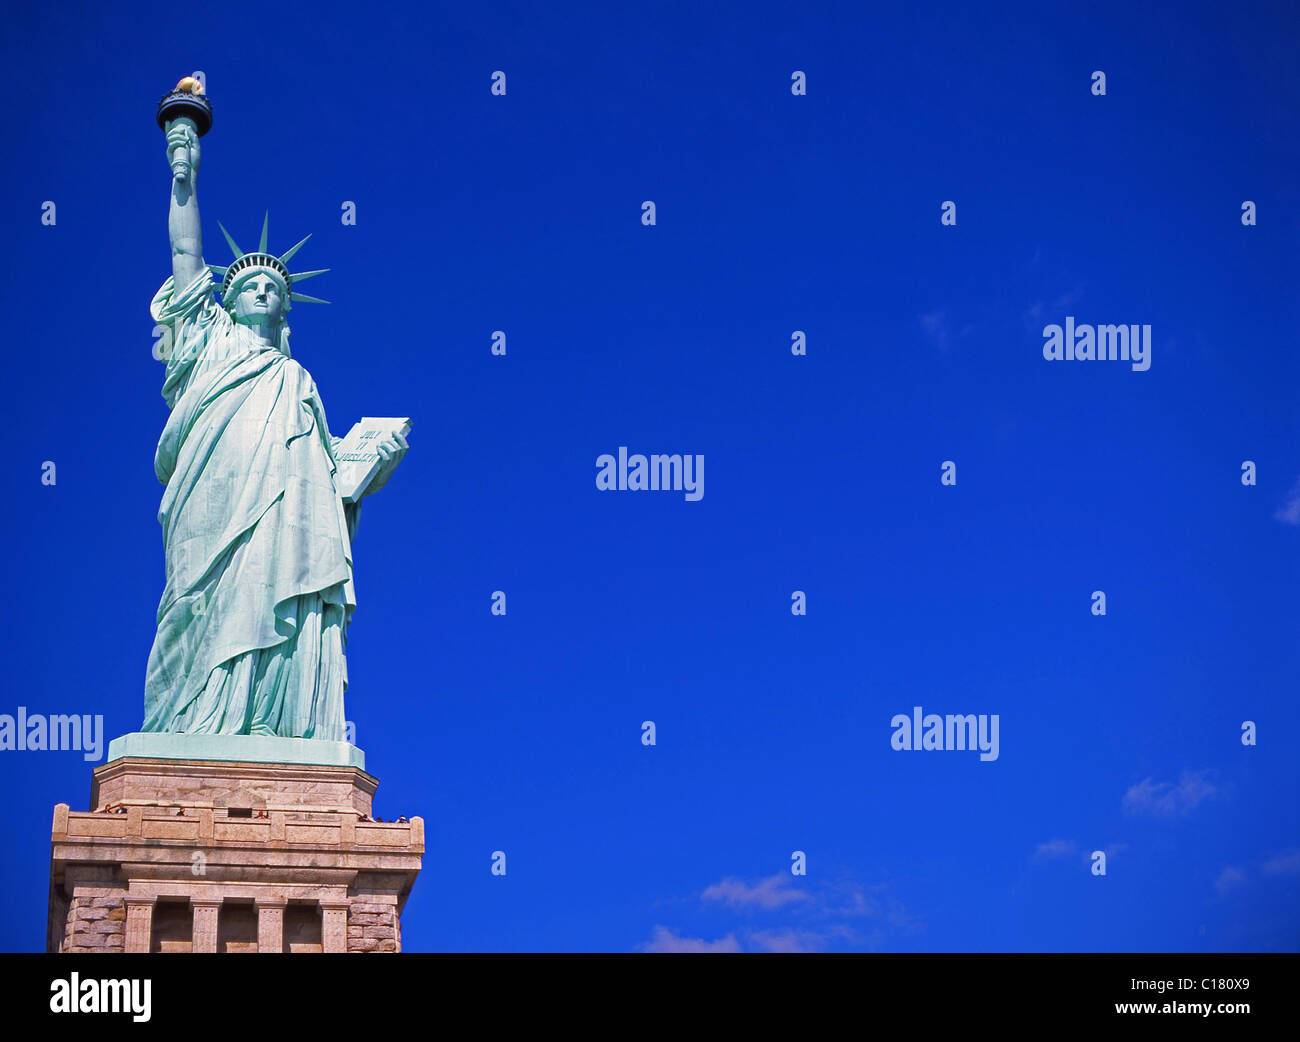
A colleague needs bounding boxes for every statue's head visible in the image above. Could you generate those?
[228,269,287,327]
[209,214,329,327]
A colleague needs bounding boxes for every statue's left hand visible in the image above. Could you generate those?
[364,432,408,496]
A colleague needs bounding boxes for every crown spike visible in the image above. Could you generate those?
[217,222,244,260]
[279,234,312,265]
[215,218,326,303]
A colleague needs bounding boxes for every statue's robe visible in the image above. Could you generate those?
[143,267,357,739]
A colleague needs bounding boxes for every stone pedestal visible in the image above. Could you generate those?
[49,757,423,953]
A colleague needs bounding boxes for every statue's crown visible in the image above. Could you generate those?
[208,212,329,307]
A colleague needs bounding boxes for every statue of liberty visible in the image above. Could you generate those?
[142,84,407,742]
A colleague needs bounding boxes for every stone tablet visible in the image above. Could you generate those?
[334,417,413,503]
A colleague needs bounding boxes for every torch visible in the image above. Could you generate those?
[156,76,212,182]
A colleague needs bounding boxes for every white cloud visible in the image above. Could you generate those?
[746,928,827,953]
[1023,286,1085,332]
[1122,770,1217,817]
[1033,838,1078,862]
[825,889,880,917]
[701,874,811,910]
[1262,848,1300,876]
[645,874,917,954]
[1214,866,1246,894]
[641,925,741,953]
[1276,478,1300,524]
[920,310,949,350]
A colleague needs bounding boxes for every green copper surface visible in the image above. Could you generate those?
[130,92,409,764]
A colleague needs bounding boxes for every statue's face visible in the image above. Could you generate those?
[230,273,286,326]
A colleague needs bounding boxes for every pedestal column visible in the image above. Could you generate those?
[192,899,221,953]
[321,903,349,953]
[256,898,286,953]
[124,899,154,953]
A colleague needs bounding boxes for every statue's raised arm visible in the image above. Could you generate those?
[166,116,204,290]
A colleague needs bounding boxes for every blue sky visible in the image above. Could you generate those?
[1,0,1298,952]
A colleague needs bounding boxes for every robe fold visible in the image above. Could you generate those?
[142,267,358,739]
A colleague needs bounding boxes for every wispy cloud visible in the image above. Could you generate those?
[920,310,949,350]
[1204,849,1300,897]
[823,888,880,918]
[918,310,976,352]
[1275,477,1300,524]
[641,925,856,954]
[701,874,811,911]
[1122,770,1217,818]
[1214,866,1246,895]
[643,873,918,953]
[1262,848,1300,876]
[1033,838,1078,863]
[746,928,825,953]
[1023,285,1085,332]
[641,925,741,953]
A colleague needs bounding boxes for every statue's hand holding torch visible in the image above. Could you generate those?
[157,76,211,185]
[165,120,200,183]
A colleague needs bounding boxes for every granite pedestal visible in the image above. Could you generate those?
[48,741,423,954]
